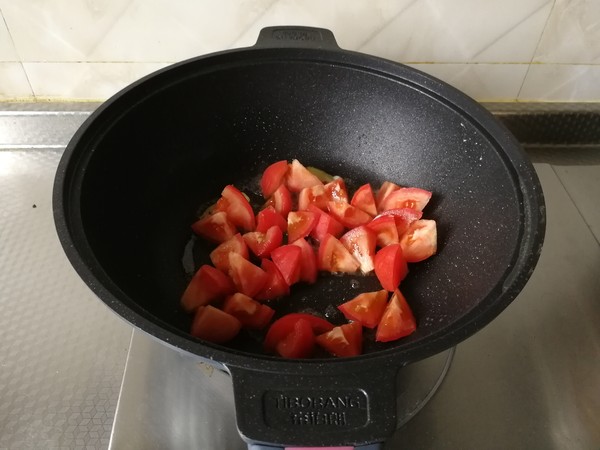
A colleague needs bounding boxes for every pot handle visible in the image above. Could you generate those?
[254,26,340,50]
[227,364,397,448]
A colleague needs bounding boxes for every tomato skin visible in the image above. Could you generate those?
[191,305,242,343]
[191,211,237,243]
[338,290,389,328]
[271,244,303,286]
[209,233,249,273]
[318,233,360,273]
[228,252,270,297]
[222,293,275,329]
[265,184,293,218]
[256,206,288,234]
[181,264,236,312]
[367,215,399,247]
[327,201,372,229]
[324,178,349,203]
[375,289,416,342]
[308,205,345,242]
[264,313,334,354]
[378,187,432,212]
[316,321,363,357]
[351,183,377,216]
[298,184,328,211]
[242,225,283,258]
[377,208,423,236]
[291,237,318,284]
[286,159,323,192]
[374,244,408,291]
[399,219,437,262]
[256,259,290,301]
[275,319,315,358]
[340,226,377,274]
[221,185,256,231]
[261,160,289,198]
[375,181,401,212]
[287,210,318,243]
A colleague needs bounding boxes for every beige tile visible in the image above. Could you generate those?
[0,11,19,61]
[534,0,600,64]
[0,63,33,99]
[519,64,600,101]
[23,62,169,100]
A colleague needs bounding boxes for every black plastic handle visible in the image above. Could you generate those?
[255,26,340,50]
[228,364,397,448]
[249,444,382,450]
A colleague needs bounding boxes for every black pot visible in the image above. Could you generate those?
[53,27,545,448]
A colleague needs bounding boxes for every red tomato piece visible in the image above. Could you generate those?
[375,289,416,342]
[399,219,437,262]
[222,293,275,329]
[315,321,363,357]
[180,264,236,312]
[271,244,303,286]
[367,215,399,247]
[298,184,328,211]
[375,181,401,212]
[351,183,377,216]
[261,160,289,198]
[377,208,423,236]
[209,233,249,273]
[378,187,432,212]
[264,313,334,354]
[191,211,237,243]
[291,237,318,284]
[337,290,388,328]
[256,205,287,233]
[327,201,372,229]
[228,252,269,297]
[221,185,256,231]
[286,159,323,192]
[318,233,360,273]
[374,244,408,291]
[287,210,318,243]
[191,305,242,343]
[264,184,292,218]
[308,205,345,242]
[340,226,377,274]
[242,226,283,258]
[275,319,315,358]
[256,259,290,301]
[324,178,349,203]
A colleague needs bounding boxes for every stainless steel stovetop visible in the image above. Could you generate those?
[1,103,599,449]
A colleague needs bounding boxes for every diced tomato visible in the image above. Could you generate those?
[375,289,416,342]
[378,187,432,212]
[367,215,399,247]
[256,259,290,301]
[291,237,318,284]
[351,183,377,216]
[191,211,237,243]
[221,185,256,231]
[264,313,334,354]
[338,290,388,328]
[287,210,318,243]
[324,178,349,203]
[210,233,249,273]
[222,293,275,329]
[243,226,283,258]
[308,205,345,242]
[375,181,400,212]
[374,244,408,291]
[191,305,242,343]
[340,226,377,274]
[256,206,287,233]
[275,318,315,358]
[264,184,293,218]
[318,233,360,273]
[260,160,289,198]
[286,159,323,192]
[228,252,269,297]
[298,184,328,211]
[271,244,303,286]
[327,201,372,229]
[399,219,437,262]
[377,208,423,236]
[180,265,236,312]
[316,321,363,357]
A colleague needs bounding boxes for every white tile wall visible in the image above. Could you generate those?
[0,0,599,101]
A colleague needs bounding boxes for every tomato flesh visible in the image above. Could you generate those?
[287,210,318,243]
[316,321,363,357]
[191,211,237,243]
[228,252,269,297]
[275,319,315,358]
[378,187,432,212]
[374,244,408,291]
[191,305,242,343]
[327,201,372,229]
[256,259,290,301]
[375,181,401,212]
[298,184,328,211]
[243,225,283,258]
[291,237,318,284]
[221,184,256,231]
[367,215,399,247]
[264,313,334,352]
[338,290,389,328]
[351,183,377,216]
[318,234,360,273]
[286,159,323,192]
[265,184,293,218]
[308,205,345,242]
[340,226,377,274]
[261,160,289,198]
[209,233,249,273]
[377,208,423,236]
[180,264,236,312]
[375,289,416,342]
[222,293,275,329]
[271,244,303,286]
[324,178,349,203]
[400,219,437,262]
[256,205,288,233]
